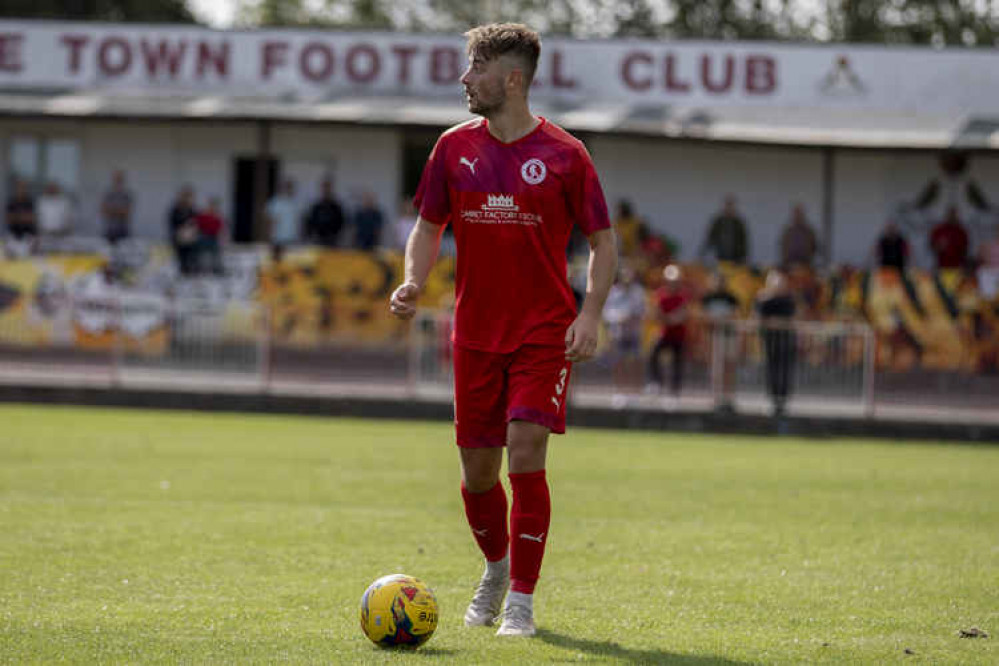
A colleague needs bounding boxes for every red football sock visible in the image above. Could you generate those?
[460,481,509,563]
[509,470,551,594]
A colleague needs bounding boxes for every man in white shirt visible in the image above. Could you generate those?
[978,224,999,300]
[37,182,73,238]
[603,266,647,406]
[265,179,300,248]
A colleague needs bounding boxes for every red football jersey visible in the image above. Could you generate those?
[656,289,689,342]
[414,117,610,353]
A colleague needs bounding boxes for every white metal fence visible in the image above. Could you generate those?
[714,320,874,417]
[0,295,267,390]
[407,311,876,417]
[5,303,996,424]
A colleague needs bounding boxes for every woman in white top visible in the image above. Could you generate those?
[978,225,999,300]
[36,182,73,237]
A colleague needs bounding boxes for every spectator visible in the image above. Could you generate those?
[647,264,688,401]
[876,220,909,271]
[36,182,73,239]
[780,203,819,269]
[637,222,675,267]
[5,179,36,257]
[194,197,226,276]
[266,180,300,249]
[701,273,740,413]
[353,191,384,251]
[613,199,642,258]
[391,198,418,251]
[756,269,796,418]
[978,224,999,301]
[929,207,969,270]
[701,195,748,264]
[101,169,133,244]
[602,266,647,406]
[305,179,345,247]
[168,186,198,276]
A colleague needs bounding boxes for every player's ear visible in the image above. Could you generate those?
[507,67,524,95]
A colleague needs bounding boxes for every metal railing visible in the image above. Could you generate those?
[0,294,267,390]
[407,311,876,417]
[5,303,997,425]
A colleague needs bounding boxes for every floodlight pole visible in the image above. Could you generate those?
[253,120,273,242]
[821,147,835,270]
[862,324,876,419]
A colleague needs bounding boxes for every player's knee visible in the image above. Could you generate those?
[460,449,502,492]
[463,468,499,493]
[507,421,548,473]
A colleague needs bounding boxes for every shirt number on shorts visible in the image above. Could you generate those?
[551,367,568,411]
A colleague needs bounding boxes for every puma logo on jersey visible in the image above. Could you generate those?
[519,532,545,542]
[460,157,479,174]
[472,528,488,537]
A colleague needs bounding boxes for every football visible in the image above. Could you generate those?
[359,574,439,648]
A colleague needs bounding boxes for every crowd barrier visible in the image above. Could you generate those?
[0,241,996,384]
[409,310,875,416]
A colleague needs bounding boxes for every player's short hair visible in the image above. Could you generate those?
[464,23,541,89]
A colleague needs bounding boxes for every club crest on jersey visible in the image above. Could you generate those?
[521,158,547,185]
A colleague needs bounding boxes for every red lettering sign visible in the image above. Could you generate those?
[392,44,418,85]
[98,37,132,77]
[140,39,187,78]
[430,47,459,85]
[196,41,229,79]
[300,42,334,82]
[746,55,776,94]
[701,54,733,93]
[261,41,288,79]
[621,51,652,91]
[664,53,690,92]
[550,50,577,89]
[0,33,23,73]
[61,34,89,74]
[346,44,380,83]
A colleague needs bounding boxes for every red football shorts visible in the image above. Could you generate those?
[453,344,572,448]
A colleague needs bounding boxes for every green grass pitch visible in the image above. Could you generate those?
[0,404,996,664]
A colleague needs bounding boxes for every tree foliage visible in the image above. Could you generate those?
[3,0,993,46]
[0,0,196,23]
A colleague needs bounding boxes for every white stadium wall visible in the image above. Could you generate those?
[78,122,253,239]
[270,124,401,227]
[590,136,824,266]
[832,151,999,268]
[591,136,999,268]
[2,115,996,265]
[0,120,401,242]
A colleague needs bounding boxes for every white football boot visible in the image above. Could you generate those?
[496,598,536,637]
[463,558,509,627]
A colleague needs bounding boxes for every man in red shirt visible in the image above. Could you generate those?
[389,23,617,637]
[648,265,689,400]
[194,196,225,276]
[929,207,969,270]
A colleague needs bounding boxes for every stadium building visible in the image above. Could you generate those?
[2,19,999,413]
[1,19,998,265]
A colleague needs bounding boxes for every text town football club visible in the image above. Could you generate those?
[461,195,543,226]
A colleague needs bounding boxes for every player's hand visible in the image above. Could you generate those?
[389,282,420,319]
[565,312,599,363]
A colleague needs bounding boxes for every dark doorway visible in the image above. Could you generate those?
[233,157,278,242]
[402,130,440,200]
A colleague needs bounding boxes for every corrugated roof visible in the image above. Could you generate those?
[0,90,995,150]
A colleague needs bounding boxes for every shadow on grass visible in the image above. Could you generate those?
[410,646,459,657]
[371,645,459,658]
[537,629,749,665]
